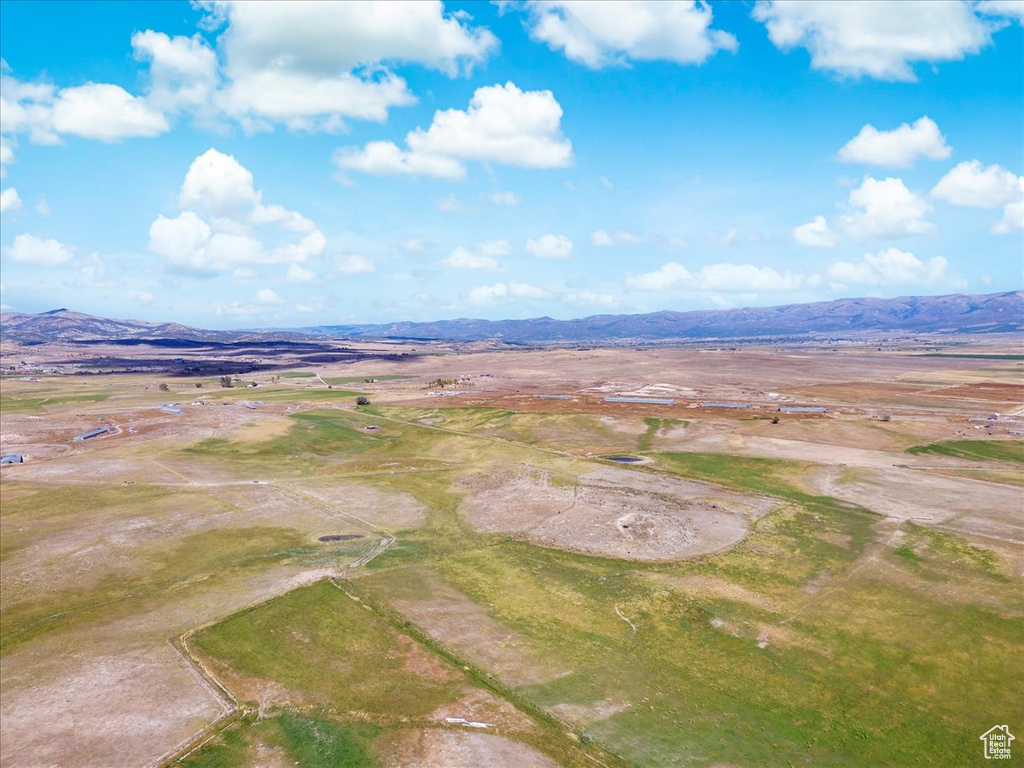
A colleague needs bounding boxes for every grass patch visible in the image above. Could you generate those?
[0,391,110,413]
[192,580,467,717]
[907,440,1024,464]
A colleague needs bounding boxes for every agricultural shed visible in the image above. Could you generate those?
[1,453,23,465]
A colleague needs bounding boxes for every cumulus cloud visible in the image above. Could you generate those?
[523,1,737,68]
[626,261,693,291]
[206,0,496,131]
[931,161,1024,233]
[931,160,1022,207]
[793,215,838,248]
[994,199,1024,234]
[468,280,550,305]
[838,116,951,167]
[334,82,572,180]
[441,239,510,269]
[841,176,934,239]
[2,233,73,266]
[526,233,573,259]
[827,247,965,289]
[0,187,22,213]
[752,0,997,81]
[1,67,169,144]
[627,261,809,292]
[131,31,218,115]
[335,254,377,274]
[591,229,641,247]
[148,149,324,273]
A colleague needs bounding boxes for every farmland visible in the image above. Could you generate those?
[1,339,1022,766]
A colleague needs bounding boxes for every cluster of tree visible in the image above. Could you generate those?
[424,377,474,390]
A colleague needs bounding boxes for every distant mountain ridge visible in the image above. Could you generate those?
[1,291,1021,345]
[306,291,1024,342]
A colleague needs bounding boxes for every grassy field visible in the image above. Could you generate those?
[907,439,1024,464]
[4,374,1022,767]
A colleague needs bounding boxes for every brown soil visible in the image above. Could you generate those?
[377,728,559,768]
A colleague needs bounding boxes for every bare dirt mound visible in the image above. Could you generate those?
[458,466,775,561]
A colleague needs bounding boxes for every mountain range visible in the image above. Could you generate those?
[1,291,1021,345]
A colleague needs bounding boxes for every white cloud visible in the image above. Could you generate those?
[793,215,838,248]
[931,160,1022,208]
[0,187,22,213]
[75,253,108,287]
[841,176,934,239]
[591,229,641,247]
[489,191,520,205]
[132,31,219,115]
[441,239,509,269]
[838,116,951,167]
[35,196,50,215]
[335,254,377,274]
[0,138,12,176]
[752,0,997,81]
[994,198,1024,234]
[976,0,1024,22]
[827,247,964,288]
[626,261,693,291]
[467,280,549,305]
[526,233,573,259]
[131,291,155,303]
[286,263,316,283]
[628,261,809,292]
[524,1,737,68]
[149,149,324,273]
[2,233,73,266]
[600,175,613,189]
[51,83,169,141]
[697,263,806,292]
[149,211,213,272]
[334,82,572,179]
[255,288,283,305]
[205,0,496,131]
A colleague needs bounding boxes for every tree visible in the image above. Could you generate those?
[220,375,233,388]
[355,396,370,406]
[158,383,170,392]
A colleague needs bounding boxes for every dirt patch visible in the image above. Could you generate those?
[378,728,559,768]
[397,635,461,684]
[548,698,631,726]
[458,465,775,561]
[374,568,566,688]
[296,482,428,531]
[431,687,537,732]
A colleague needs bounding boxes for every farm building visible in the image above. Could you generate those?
[1,453,24,465]
[73,427,111,441]
[701,402,749,409]
[778,406,827,414]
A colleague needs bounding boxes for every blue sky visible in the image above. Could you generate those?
[1,0,1022,328]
